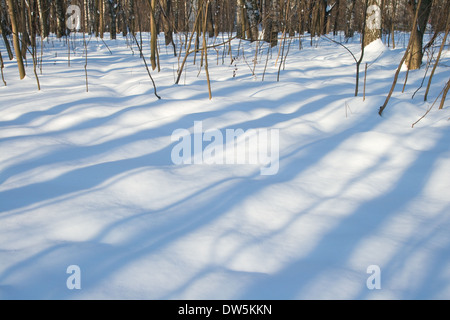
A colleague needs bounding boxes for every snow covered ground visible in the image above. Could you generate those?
[0,33,449,300]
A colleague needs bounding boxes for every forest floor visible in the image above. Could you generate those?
[0,33,449,299]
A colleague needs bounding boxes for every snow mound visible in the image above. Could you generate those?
[363,38,386,62]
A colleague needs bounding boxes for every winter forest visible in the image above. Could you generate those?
[0,0,449,300]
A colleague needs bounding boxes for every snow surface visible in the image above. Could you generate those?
[0,33,449,300]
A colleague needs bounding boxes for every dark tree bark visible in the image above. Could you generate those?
[263,0,279,47]
[405,0,433,70]
[107,0,118,39]
[160,0,174,46]
[55,0,65,38]
[0,0,14,60]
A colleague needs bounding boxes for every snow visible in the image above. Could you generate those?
[0,33,449,300]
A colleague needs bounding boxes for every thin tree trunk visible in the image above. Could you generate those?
[6,0,26,79]
[236,0,245,39]
[36,0,49,39]
[108,0,117,39]
[25,0,40,90]
[391,0,397,49]
[20,0,30,61]
[0,0,13,60]
[55,0,65,38]
[175,6,203,84]
[355,0,369,96]
[83,17,89,92]
[424,11,449,101]
[127,0,135,35]
[345,0,356,38]
[148,0,158,70]
[0,50,6,85]
[202,0,212,99]
[99,0,105,38]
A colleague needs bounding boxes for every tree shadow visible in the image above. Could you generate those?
[0,84,372,299]
[234,131,449,299]
[2,34,448,300]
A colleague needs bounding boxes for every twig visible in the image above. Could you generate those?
[412,47,433,99]
[363,63,367,101]
[345,101,353,118]
[0,50,6,86]
[131,32,161,100]
[101,38,113,55]
[412,79,447,128]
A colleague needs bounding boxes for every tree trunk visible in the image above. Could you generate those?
[245,0,260,41]
[84,0,89,34]
[85,0,96,34]
[236,0,245,39]
[55,0,65,38]
[127,0,135,35]
[108,0,117,39]
[36,0,49,39]
[345,0,356,38]
[148,0,158,70]
[0,0,14,60]
[405,0,432,70]
[263,0,278,46]
[6,0,26,79]
[20,0,30,60]
[161,0,173,45]
[99,0,105,38]
[364,0,382,47]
